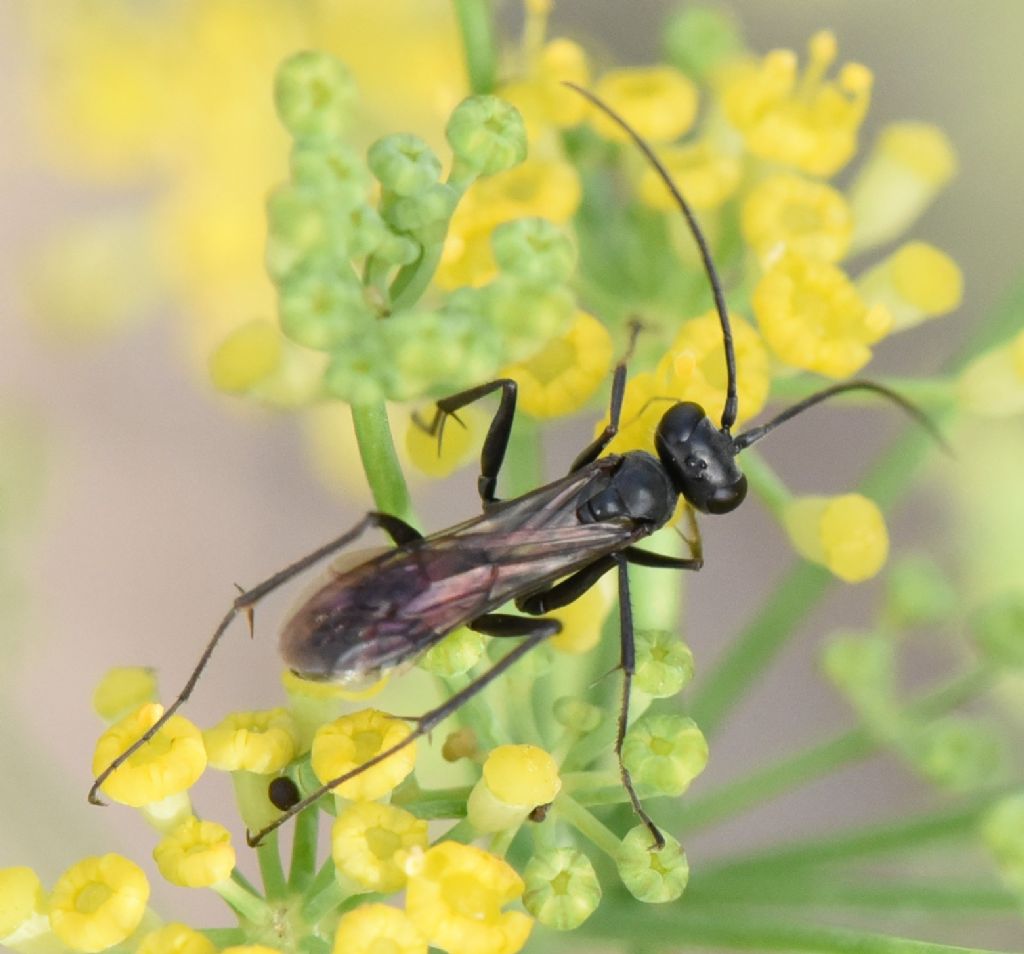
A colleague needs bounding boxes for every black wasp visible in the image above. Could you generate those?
[90,83,937,848]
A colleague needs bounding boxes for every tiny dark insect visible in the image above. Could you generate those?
[90,83,941,849]
[268,776,302,812]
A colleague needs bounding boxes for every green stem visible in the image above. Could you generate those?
[288,803,320,893]
[350,402,414,523]
[201,928,247,946]
[554,792,621,858]
[389,243,446,311]
[256,830,288,901]
[742,450,793,518]
[689,276,1024,738]
[452,0,497,93]
[212,877,271,924]
[392,784,472,819]
[575,906,1020,954]
[679,669,990,833]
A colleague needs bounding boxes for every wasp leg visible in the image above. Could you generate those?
[624,547,702,570]
[416,379,518,507]
[89,511,420,806]
[470,613,563,637]
[614,553,667,850]
[247,623,557,846]
[515,555,617,614]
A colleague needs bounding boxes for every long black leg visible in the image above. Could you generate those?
[515,555,617,615]
[416,379,518,507]
[247,623,557,845]
[624,547,702,570]
[89,511,421,805]
[614,553,666,850]
[470,613,563,638]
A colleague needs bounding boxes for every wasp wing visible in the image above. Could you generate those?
[280,459,640,681]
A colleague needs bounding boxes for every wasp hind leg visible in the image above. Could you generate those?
[89,511,420,806]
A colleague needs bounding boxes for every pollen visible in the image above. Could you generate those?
[504,310,613,419]
[311,708,416,801]
[49,854,150,953]
[331,801,429,892]
[590,67,699,144]
[91,703,206,807]
[152,816,236,888]
[202,708,299,775]
[332,903,426,954]
[721,30,871,176]
[784,493,889,582]
[637,141,741,213]
[405,841,533,954]
[753,252,892,378]
[741,174,852,264]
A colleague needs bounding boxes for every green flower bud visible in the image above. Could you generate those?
[972,594,1024,670]
[615,825,689,903]
[884,556,956,628]
[491,218,576,285]
[323,335,396,405]
[274,51,357,142]
[981,794,1024,897]
[418,627,487,677]
[553,697,603,733]
[523,848,601,930]
[341,204,388,259]
[265,185,338,283]
[634,630,695,698]
[446,95,527,176]
[663,5,744,81]
[907,717,1005,792]
[382,183,458,243]
[621,714,708,797]
[821,631,895,717]
[368,133,443,196]
[374,229,421,267]
[278,269,372,351]
[484,276,575,362]
[290,141,370,206]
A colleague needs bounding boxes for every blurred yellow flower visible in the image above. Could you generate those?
[331,801,428,892]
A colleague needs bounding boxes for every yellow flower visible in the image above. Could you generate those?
[331,802,429,892]
[721,30,871,176]
[547,571,617,654]
[436,159,581,289]
[405,841,533,954]
[202,708,299,774]
[208,320,283,393]
[957,328,1024,418]
[656,311,771,427]
[137,923,217,954]
[856,241,963,332]
[333,904,426,954]
[590,67,699,144]
[499,39,591,140]
[468,745,562,833]
[784,493,889,582]
[753,252,892,378]
[848,121,957,252]
[405,405,488,479]
[153,817,236,888]
[601,370,667,457]
[637,141,741,213]
[91,703,206,807]
[221,947,284,954]
[504,311,614,419]
[741,174,852,264]
[0,867,47,947]
[49,855,150,953]
[311,709,416,800]
[92,667,158,722]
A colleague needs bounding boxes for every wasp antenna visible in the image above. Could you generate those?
[732,380,951,455]
[564,80,739,433]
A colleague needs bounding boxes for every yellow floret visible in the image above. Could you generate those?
[153,816,235,888]
[857,241,963,331]
[741,174,852,264]
[637,141,741,212]
[0,866,46,941]
[753,252,892,378]
[547,570,617,654]
[92,667,158,722]
[499,39,591,139]
[405,841,533,954]
[406,405,488,478]
[721,30,871,176]
[137,923,216,954]
[91,703,206,807]
[504,311,614,419]
[484,745,562,806]
[209,320,282,393]
[49,854,150,953]
[331,801,429,892]
[957,329,1024,418]
[202,708,299,774]
[333,903,426,954]
[590,67,699,144]
[784,494,889,582]
[311,709,416,800]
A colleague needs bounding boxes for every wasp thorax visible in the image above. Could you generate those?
[654,402,747,515]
